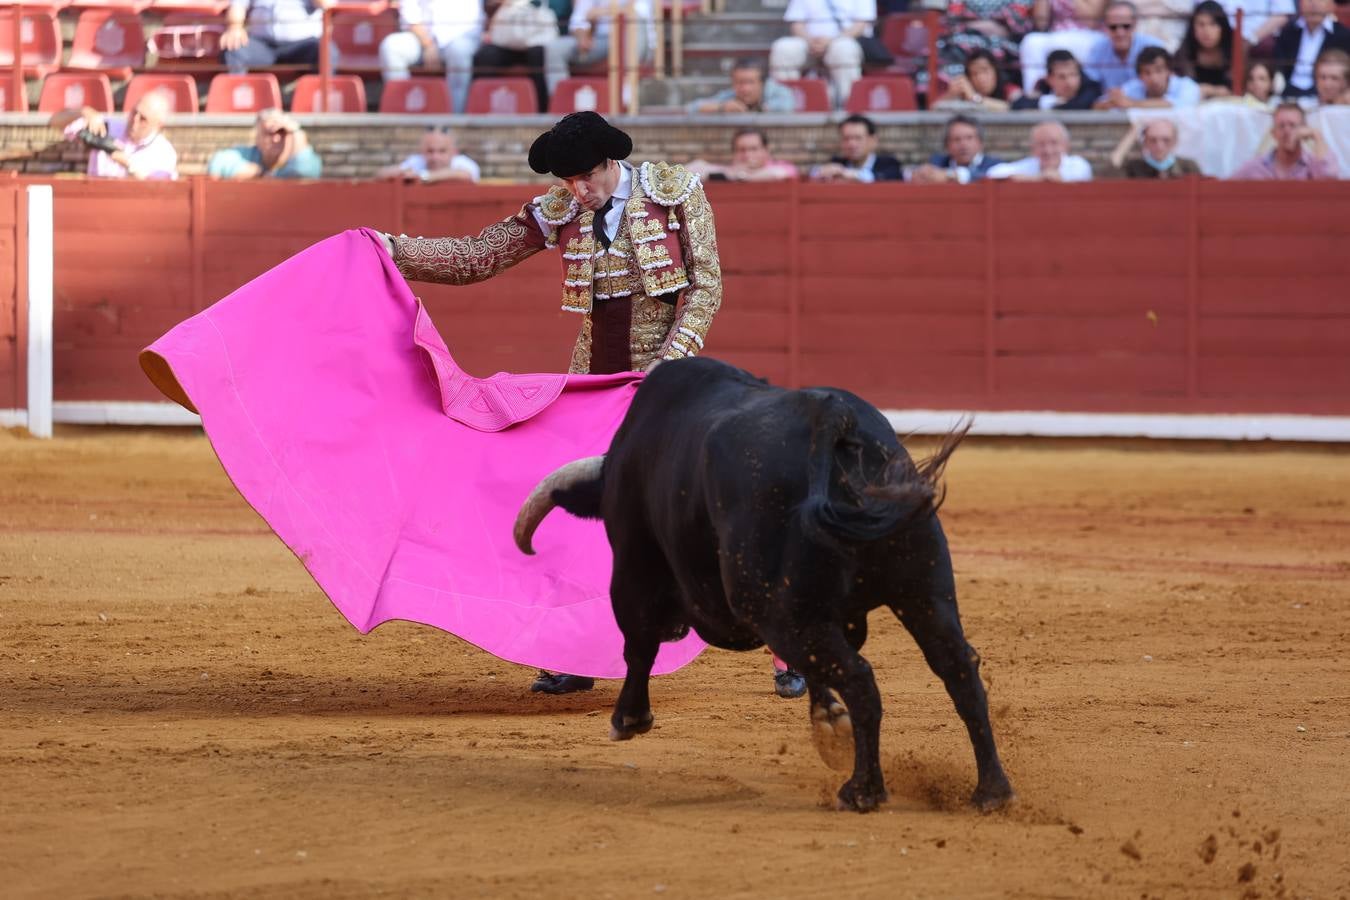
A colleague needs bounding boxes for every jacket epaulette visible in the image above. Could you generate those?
[535,185,581,226]
[637,161,700,207]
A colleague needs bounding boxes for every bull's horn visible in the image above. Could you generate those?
[513,455,605,555]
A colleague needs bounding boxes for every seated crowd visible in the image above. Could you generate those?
[30,0,1350,181]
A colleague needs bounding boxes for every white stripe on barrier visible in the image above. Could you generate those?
[25,185,53,439]
[883,411,1350,443]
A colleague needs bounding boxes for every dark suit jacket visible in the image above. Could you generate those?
[831,153,904,182]
[927,152,1005,180]
[1010,77,1103,111]
[1122,157,1202,179]
[1274,20,1350,97]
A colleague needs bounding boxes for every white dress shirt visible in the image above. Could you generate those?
[782,0,875,40]
[987,155,1094,182]
[1291,17,1334,91]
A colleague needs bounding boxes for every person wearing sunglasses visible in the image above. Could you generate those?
[1082,0,1162,90]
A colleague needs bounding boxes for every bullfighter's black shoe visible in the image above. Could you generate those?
[774,667,807,699]
[530,670,596,694]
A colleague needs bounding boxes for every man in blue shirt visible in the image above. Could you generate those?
[1098,46,1202,108]
[1083,0,1163,91]
[208,109,323,179]
[910,115,1005,184]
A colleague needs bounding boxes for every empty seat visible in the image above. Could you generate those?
[844,75,917,112]
[205,72,283,112]
[378,77,451,114]
[65,9,147,75]
[0,10,62,78]
[122,73,199,113]
[781,78,830,112]
[37,72,115,112]
[290,73,367,112]
[548,76,608,114]
[332,11,398,72]
[465,77,538,115]
[0,80,30,112]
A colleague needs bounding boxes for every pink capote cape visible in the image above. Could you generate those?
[139,228,705,678]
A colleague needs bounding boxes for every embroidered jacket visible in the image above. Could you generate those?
[392,161,722,374]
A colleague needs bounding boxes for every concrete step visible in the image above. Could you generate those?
[674,41,774,76]
[637,75,735,107]
[674,12,786,45]
[718,0,789,13]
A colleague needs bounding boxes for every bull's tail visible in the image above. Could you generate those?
[799,409,969,548]
[513,456,605,555]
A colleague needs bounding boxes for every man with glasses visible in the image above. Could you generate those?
[1083,1,1162,91]
[49,90,179,180]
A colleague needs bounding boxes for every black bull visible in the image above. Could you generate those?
[514,357,1014,812]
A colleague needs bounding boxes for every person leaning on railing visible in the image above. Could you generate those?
[686,59,795,114]
[1229,101,1337,179]
[49,90,179,181]
[1110,117,1202,178]
[910,115,1007,183]
[986,119,1094,181]
[207,109,323,180]
[1094,45,1200,108]
[1272,0,1350,100]
[375,126,481,183]
[931,48,1020,110]
[1012,48,1103,109]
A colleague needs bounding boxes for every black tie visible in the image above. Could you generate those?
[594,197,614,249]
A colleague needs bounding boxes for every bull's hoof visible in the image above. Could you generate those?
[971,781,1015,813]
[835,779,887,813]
[608,711,654,741]
[810,696,855,772]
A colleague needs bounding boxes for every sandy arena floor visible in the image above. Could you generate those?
[1,426,1347,899]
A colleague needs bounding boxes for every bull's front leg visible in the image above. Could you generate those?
[609,632,659,741]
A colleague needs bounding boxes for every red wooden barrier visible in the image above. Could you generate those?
[0,184,23,412]
[3,177,1349,417]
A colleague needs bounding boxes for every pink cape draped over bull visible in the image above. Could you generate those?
[139,228,706,678]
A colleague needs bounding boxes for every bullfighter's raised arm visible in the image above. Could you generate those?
[391,207,548,286]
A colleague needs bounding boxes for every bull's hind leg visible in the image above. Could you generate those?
[769,625,887,813]
[893,600,1014,812]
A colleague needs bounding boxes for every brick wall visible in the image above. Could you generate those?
[0,112,1134,180]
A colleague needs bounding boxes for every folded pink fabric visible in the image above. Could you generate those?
[140,228,705,678]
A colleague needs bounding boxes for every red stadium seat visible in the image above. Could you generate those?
[548,76,608,114]
[0,10,62,78]
[290,73,367,112]
[332,10,398,72]
[844,75,917,112]
[466,77,538,114]
[65,9,147,76]
[150,13,225,62]
[37,72,115,112]
[876,12,930,75]
[781,78,830,112]
[0,80,30,112]
[204,73,283,112]
[378,76,451,113]
[122,73,199,114]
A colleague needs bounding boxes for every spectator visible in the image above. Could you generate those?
[911,115,1007,183]
[687,59,794,113]
[472,0,567,113]
[1131,0,1193,50]
[207,108,322,180]
[1312,48,1350,105]
[1218,0,1292,48]
[686,128,799,182]
[1175,1,1235,98]
[1230,101,1337,178]
[932,49,1020,110]
[222,0,337,73]
[376,127,481,182]
[49,91,178,180]
[1239,59,1278,107]
[768,0,872,105]
[808,114,903,182]
[1083,0,1163,90]
[1018,0,1109,91]
[1097,46,1202,107]
[1273,0,1350,100]
[939,0,1037,83]
[545,0,653,95]
[987,119,1095,181]
[1013,49,1103,109]
[1111,117,1202,177]
[380,0,484,114]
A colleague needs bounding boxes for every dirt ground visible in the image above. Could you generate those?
[1,426,1348,899]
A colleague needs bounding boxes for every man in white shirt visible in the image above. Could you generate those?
[376,127,481,182]
[1274,0,1350,99]
[987,120,1094,182]
[768,0,873,107]
[544,0,654,95]
[50,90,179,180]
[1219,0,1293,46]
[379,0,484,113]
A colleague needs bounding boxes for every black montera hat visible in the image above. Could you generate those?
[527,111,633,179]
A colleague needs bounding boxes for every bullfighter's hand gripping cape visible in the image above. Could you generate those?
[139,228,705,678]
